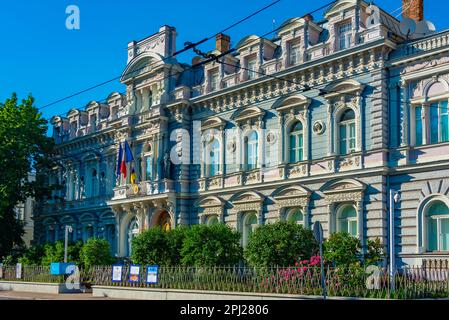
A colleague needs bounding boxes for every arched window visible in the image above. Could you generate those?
[91,169,97,197]
[426,201,449,252]
[242,212,258,247]
[339,109,356,155]
[127,218,139,256]
[208,139,221,177]
[106,224,116,254]
[289,122,304,163]
[46,227,55,243]
[337,205,357,237]
[286,208,304,225]
[144,143,153,182]
[245,131,259,171]
[85,225,94,241]
[206,215,219,226]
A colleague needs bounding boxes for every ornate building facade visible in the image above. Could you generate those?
[34,0,449,265]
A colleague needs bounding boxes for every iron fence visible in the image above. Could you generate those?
[0,265,64,284]
[80,265,449,299]
[1,264,449,299]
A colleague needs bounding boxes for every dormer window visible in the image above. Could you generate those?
[209,70,220,91]
[289,40,301,66]
[338,22,352,50]
[246,57,257,80]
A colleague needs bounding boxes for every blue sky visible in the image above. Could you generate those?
[0,0,447,123]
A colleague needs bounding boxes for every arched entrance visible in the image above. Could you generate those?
[153,210,172,231]
[126,217,139,256]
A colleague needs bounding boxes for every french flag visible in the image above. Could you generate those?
[117,141,134,179]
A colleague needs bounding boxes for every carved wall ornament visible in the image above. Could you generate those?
[266,131,277,145]
[227,140,237,153]
[313,120,326,135]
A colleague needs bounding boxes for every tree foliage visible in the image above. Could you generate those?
[244,221,318,268]
[131,227,171,266]
[80,238,114,267]
[40,241,83,266]
[324,232,362,267]
[181,224,243,267]
[0,94,55,259]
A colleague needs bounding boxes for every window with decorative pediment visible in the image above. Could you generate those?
[286,208,304,226]
[336,204,358,237]
[274,94,311,164]
[200,117,225,178]
[230,107,265,172]
[338,109,356,155]
[195,196,225,225]
[242,212,258,247]
[408,78,449,147]
[324,80,364,157]
[289,122,304,163]
[245,131,259,171]
[322,179,365,240]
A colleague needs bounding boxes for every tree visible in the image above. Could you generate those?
[181,224,243,267]
[364,238,385,266]
[80,238,114,267]
[131,227,171,265]
[244,221,318,268]
[18,244,46,266]
[0,94,55,260]
[324,232,362,267]
[165,226,188,265]
[41,241,82,266]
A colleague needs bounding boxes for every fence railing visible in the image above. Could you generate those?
[0,266,64,284]
[2,265,449,299]
[80,265,449,299]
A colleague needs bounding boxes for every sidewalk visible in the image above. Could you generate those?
[0,291,123,300]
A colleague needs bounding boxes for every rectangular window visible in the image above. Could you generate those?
[289,41,301,66]
[440,101,449,143]
[430,103,439,144]
[349,123,356,152]
[428,218,438,251]
[146,157,153,181]
[415,106,423,146]
[340,125,347,155]
[441,218,449,251]
[210,71,219,91]
[349,220,358,237]
[247,58,257,80]
[339,22,352,50]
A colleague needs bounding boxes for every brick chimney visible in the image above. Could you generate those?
[402,0,424,22]
[216,33,231,53]
[302,14,313,22]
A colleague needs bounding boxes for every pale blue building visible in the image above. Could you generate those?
[35,0,449,267]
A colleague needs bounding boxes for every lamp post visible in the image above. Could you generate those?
[64,225,73,263]
[313,221,327,300]
[389,190,400,292]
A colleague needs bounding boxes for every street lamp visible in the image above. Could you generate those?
[64,225,73,263]
[389,190,400,292]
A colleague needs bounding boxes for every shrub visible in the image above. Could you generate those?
[244,221,318,268]
[41,241,82,266]
[80,238,114,267]
[324,232,361,267]
[365,238,385,266]
[131,227,170,265]
[181,224,243,267]
[18,244,45,266]
[165,226,188,265]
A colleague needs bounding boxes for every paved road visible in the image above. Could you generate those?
[0,291,121,300]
